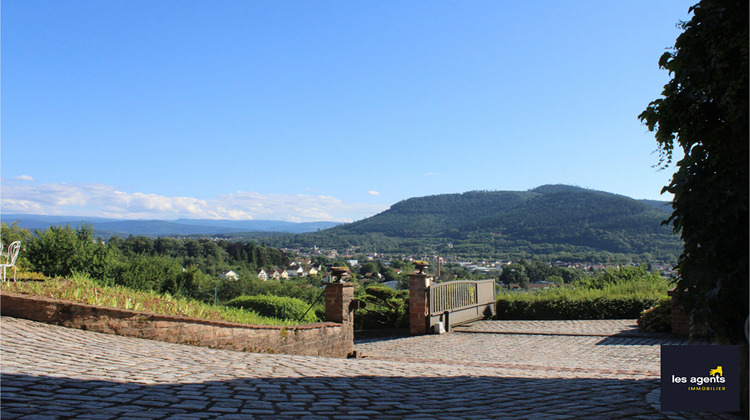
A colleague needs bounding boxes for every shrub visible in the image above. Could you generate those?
[637,299,672,332]
[355,286,409,330]
[111,254,186,294]
[26,224,116,279]
[574,265,669,292]
[495,295,665,320]
[495,268,670,320]
[0,273,292,326]
[225,294,319,324]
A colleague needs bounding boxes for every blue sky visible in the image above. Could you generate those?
[2,1,694,222]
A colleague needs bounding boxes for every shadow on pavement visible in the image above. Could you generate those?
[595,332,704,346]
[4,372,740,419]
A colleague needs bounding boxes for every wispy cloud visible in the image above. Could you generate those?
[367,190,380,196]
[0,178,388,222]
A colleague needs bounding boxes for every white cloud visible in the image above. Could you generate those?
[15,175,35,181]
[367,190,380,196]
[0,180,388,222]
[0,199,47,214]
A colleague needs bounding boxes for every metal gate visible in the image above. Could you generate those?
[429,279,496,333]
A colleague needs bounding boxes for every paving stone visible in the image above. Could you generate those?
[131,399,171,408]
[117,415,168,420]
[1,316,744,420]
[207,405,239,413]
[239,409,277,414]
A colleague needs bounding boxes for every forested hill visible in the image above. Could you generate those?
[265,185,682,262]
[340,190,537,237]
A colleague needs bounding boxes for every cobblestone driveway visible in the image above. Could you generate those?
[1,317,741,419]
[356,320,683,378]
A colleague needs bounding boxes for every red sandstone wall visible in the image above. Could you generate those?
[1,292,354,358]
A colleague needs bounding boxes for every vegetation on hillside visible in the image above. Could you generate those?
[496,266,671,320]
[0,222,327,322]
[355,286,410,330]
[0,273,295,326]
[498,260,583,288]
[2,220,677,331]
[225,294,321,324]
[262,185,682,263]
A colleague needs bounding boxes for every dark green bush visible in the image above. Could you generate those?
[355,286,409,330]
[111,254,186,294]
[225,294,320,324]
[637,299,672,332]
[26,224,116,279]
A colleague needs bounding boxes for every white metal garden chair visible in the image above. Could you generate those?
[1,241,21,282]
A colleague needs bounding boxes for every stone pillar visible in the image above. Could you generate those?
[325,282,354,324]
[409,272,431,335]
[325,282,355,357]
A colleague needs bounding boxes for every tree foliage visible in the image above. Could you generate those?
[355,286,409,330]
[1,222,34,270]
[573,265,669,294]
[499,260,583,287]
[19,225,318,308]
[25,224,116,279]
[639,0,748,343]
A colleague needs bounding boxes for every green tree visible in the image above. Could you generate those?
[154,237,186,258]
[381,266,399,282]
[26,224,116,279]
[0,222,33,246]
[358,261,380,278]
[1,222,33,270]
[499,264,529,288]
[112,254,184,294]
[639,0,748,345]
[122,235,155,256]
[522,260,553,283]
[546,275,564,286]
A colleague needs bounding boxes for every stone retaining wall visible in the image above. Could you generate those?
[1,291,355,358]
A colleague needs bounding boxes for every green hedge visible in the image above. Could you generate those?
[225,294,320,324]
[495,296,665,320]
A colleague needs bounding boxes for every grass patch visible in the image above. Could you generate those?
[0,273,299,326]
[225,295,321,324]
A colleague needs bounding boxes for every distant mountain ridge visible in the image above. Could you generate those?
[0,214,341,237]
[2,185,681,261]
[263,185,682,262]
